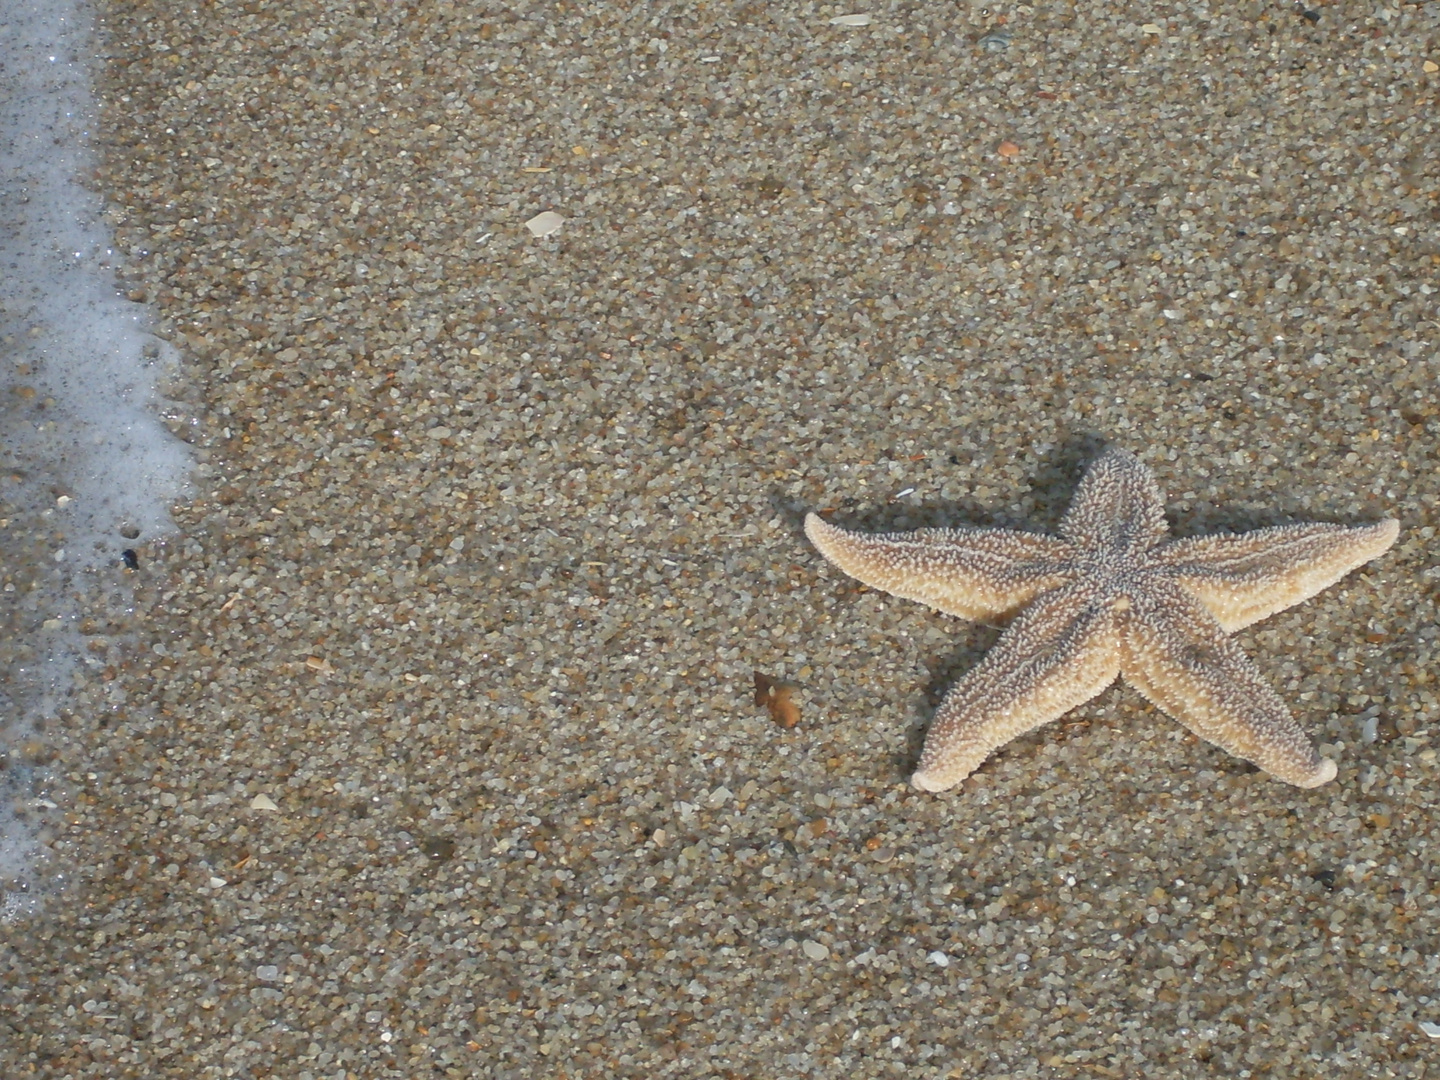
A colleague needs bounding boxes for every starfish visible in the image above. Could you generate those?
[806,450,1398,791]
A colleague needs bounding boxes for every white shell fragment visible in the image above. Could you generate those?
[250,793,280,812]
[1361,713,1379,744]
[1420,1021,1440,1040]
[829,13,871,26]
[524,210,565,237]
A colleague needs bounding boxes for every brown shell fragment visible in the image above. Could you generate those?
[753,671,801,728]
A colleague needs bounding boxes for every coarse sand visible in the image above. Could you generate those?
[4,1,1440,1077]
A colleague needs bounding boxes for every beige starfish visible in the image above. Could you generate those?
[806,450,1398,791]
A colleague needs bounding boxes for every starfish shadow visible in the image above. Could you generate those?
[1170,498,1386,540]
[909,618,1104,780]
[779,435,1111,539]
[907,627,1003,770]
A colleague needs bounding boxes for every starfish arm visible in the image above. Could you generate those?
[1059,449,1169,554]
[804,512,1073,622]
[1153,519,1399,631]
[911,583,1120,791]
[1119,579,1337,787]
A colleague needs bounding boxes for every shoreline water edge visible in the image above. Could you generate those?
[0,0,189,917]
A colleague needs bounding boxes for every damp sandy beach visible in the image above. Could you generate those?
[4,2,1440,1077]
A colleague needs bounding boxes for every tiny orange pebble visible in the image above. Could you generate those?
[997,140,1021,158]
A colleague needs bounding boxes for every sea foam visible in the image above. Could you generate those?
[0,0,191,917]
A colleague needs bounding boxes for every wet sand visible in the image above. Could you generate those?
[5,1,1440,1076]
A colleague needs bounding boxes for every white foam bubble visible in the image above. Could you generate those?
[0,0,192,916]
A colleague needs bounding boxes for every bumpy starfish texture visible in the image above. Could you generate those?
[806,451,1398,791]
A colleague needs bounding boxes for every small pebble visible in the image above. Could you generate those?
[801,940,829,961]
[524,211,565,237]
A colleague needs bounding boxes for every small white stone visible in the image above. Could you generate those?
[802,940,829,961]
[250,793,279,812]
[525,210,565,237]
[829,13,871,26]
[927,950,950,967]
